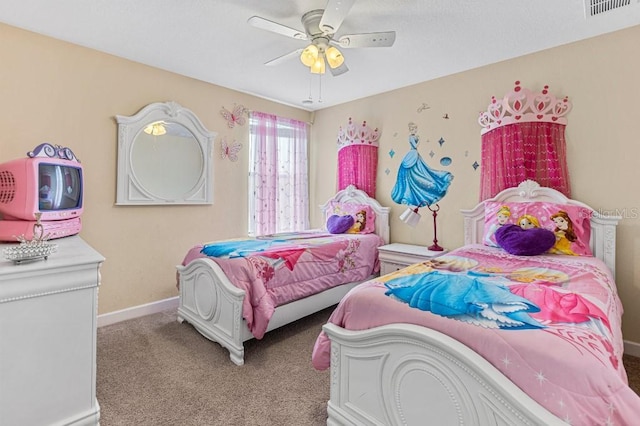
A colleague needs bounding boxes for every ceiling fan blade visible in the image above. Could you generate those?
[319,0,356,33]
[247,16,308,40]
[337,31,396,48]
[328,61,349,76]
[264,48,304,66]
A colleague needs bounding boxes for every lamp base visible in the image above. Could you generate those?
[426,204,444,252]
[428,243,444,252]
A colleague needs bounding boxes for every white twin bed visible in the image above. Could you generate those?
[176,185,390,366]
[313,180,639,425]
[177,180,639,425]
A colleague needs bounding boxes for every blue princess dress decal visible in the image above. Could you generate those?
[385,270,544,330]
[391,134,453,207]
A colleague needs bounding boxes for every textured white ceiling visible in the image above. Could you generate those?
[1,0,639,111]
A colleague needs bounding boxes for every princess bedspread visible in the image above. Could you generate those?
[312,244,640,425]
[182,232,383,339]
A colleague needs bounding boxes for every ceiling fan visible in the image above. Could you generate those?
[247,0,396,76]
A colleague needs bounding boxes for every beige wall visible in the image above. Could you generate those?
[2,22,639,344]
[0,23,310,315]
[310,26,640,343]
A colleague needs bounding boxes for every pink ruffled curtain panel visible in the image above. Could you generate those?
[249,112,309,236]
[336,118,379,197]
[480,122,571,201]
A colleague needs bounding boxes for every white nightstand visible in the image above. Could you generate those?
[378,243,447,275]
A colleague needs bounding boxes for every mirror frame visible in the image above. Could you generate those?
[115,101,216,205]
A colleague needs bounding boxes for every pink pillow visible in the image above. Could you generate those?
[328,202,376,234]
[483,201,593,256]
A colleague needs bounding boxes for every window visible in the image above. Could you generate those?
[248,112,309,236]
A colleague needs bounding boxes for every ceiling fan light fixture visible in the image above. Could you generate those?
[310,53,326,74]
[325,46,344,68]
[300,44,319,67]
[252,4,396,81]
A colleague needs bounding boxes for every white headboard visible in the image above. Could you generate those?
[460,180,620,277]
[319,185,391,245]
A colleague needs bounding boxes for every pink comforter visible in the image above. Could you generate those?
[182,232,383,339]
[312,244,640,425]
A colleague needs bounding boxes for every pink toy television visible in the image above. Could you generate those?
[0,143,83,241]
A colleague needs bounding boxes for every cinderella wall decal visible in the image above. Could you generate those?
[391,124,454,209]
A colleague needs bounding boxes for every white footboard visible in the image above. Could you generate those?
[177,258,249,365]
[177,257,370,366]
[322,323,567,426]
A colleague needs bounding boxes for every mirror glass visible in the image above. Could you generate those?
[130,122,203,199]
[116,102,216,205]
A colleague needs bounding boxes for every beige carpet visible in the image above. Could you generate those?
[97,307,332,426]
[97,308,640,425]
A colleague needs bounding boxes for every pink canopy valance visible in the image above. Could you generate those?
[336,118,379,198]
[478,81,572,200]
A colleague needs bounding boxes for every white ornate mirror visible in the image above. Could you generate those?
[116,101,216,205]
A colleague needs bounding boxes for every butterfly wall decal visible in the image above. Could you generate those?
[221,137,242,162]
[220,104,247,128]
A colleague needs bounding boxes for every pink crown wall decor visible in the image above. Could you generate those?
[337,118,380,151]
[478,81,572,135]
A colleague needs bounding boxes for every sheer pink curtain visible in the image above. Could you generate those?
[337,145,378,197]
[480,122,571,200]
[479,81,572,200]
[249,112,309,236]
[336,118,379,197]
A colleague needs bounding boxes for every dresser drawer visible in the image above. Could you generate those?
[380,261,411,276]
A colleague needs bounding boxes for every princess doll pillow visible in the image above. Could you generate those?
[483,201,593,256]
[327,202,376,234]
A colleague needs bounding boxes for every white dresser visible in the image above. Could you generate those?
[378,243,447,275]
[0,236,104,426]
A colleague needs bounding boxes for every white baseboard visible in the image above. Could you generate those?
[624,339,640,358]
[97,296,179,328]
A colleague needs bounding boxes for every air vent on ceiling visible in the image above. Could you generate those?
[585,0,633,17]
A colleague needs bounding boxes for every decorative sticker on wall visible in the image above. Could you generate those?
[386,105,479,180]
[220,137,242,162]
[391,124,454,208]
[440,157,452,166]
[220,104,247,128]
[417,103,430,113]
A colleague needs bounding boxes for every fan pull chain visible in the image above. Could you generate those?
[318,72,323,103]
[302,73,314,105]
